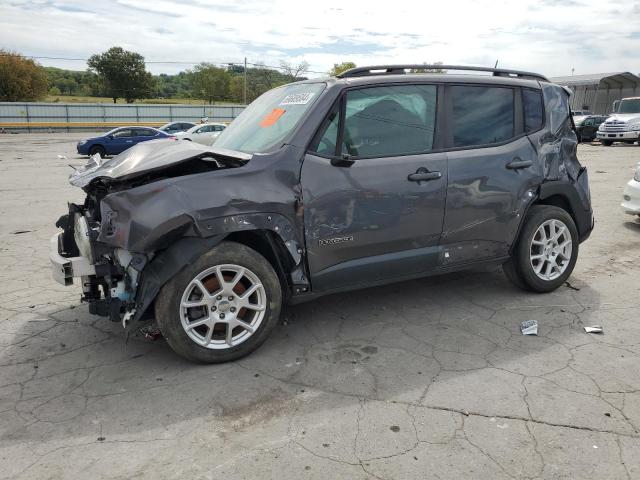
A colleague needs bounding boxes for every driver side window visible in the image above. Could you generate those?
[112,129,132,138]
[309,84,437,158]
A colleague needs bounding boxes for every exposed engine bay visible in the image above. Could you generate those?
[53,140,252,326]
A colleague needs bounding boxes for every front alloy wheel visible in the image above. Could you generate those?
[180,265,266,349]
[155,241,282,363]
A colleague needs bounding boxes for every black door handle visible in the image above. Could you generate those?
[408,168,442,182]
[506,159,533,170]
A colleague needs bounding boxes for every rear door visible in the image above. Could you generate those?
[301,83,448,292]
[133,128,158,145]
[441,85,544,264]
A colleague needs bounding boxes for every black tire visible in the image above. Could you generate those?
[502,259,526,290]
[504,205,579,293]
[576,133,582,143]
[601,140,613,146]
[89,145,106,157]
[155,241,282,363]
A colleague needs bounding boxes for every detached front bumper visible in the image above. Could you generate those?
[597,130,640,141]
[49,232,95,286]
[622,179,640,215]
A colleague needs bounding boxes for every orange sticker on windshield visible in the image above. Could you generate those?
[260,108,285,127]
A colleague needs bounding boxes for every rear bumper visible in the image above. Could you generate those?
[596,131,640,141]
[622,179,640,215]
[49,233,95,286]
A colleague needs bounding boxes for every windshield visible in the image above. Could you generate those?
[214,82,326,153]
[618,99,640,114]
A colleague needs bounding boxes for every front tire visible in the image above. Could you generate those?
[89,145,106,157]
[155,241,282,363]
[601,140,613,146]
[504,206,579,293]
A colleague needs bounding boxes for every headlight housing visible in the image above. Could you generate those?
[634,165,640,182]
[78,140,87,145]
[629,123,640,131]
[73,214,94,262]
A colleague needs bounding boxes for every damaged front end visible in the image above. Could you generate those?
[50,139,257,327]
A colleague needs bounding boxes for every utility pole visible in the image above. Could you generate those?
[243,57,247,105]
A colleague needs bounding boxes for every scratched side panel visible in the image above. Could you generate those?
[442,136,543,262]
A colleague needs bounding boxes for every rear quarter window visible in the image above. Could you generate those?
[523,89,544,132]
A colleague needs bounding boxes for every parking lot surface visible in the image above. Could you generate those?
[1,133,639,479]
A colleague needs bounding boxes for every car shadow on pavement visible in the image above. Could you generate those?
[622,219,640,232]
[3,265,603,447]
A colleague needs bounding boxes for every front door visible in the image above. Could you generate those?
[109,128,135,154]
[301,83,447,292]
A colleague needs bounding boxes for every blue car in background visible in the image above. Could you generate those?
[77,126,174,157]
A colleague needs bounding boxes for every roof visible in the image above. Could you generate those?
[304,73,543,90]
[549,72,640,87]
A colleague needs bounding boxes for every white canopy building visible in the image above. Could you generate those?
[549,72,640,114]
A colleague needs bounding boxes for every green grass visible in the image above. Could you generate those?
[43,95,242,105]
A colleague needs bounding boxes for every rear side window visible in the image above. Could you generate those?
[135,128,156,137]
[523,89,544,132]
[450,86,514,147]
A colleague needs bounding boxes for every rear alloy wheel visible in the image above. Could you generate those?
[503,205,579,293]
[529,219,573,282]
[155,242,281,363]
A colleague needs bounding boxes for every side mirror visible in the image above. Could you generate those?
[330,154,355,167]
[107,134,114,139]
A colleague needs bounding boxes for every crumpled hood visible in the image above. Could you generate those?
[602,113,640,124]
[69,139,251,188]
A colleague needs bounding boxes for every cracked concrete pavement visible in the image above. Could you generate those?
[1,133,639,479]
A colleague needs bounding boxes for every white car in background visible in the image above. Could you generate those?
[176,122,226,145]
[622,163,640,216]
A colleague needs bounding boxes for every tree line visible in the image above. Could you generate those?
[2,46,432,105]
[2,47,351,104]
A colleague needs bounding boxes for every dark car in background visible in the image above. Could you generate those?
[53,64,593,363]
[77,127,174,157]
[159,122,197,134]
[575,115,608,142]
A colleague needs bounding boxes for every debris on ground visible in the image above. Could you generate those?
[565,281,581,291]
[521,320,538,335]
[11,230,32,235]
[584,326,604,334]
[139,324,163,340]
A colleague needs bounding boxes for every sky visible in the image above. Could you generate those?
[1,0,639,78]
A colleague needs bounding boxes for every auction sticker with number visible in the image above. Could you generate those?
[279,92,315,105]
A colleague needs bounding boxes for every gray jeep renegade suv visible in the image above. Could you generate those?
[50,64,593,363]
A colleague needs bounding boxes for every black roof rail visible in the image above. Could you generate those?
[336,64,549,82]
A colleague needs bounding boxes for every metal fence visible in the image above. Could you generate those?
[0,102,247,132]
